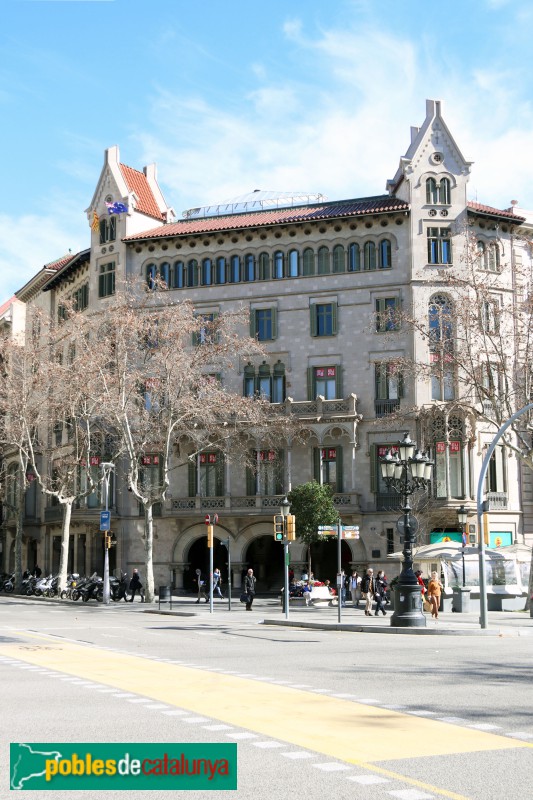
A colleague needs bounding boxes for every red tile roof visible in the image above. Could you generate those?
[124,195,409,241]
[0,296,17,316]
[467,201,525,223]
[44,253,77,271]
[119,163,165,221]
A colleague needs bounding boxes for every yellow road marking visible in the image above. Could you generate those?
[3,632,530,800]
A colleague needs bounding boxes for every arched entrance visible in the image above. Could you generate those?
[306,538,353,583]
[184,536,229,593]
[244,535,284,592]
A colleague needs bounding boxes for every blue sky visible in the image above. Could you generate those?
[2,0,533,300]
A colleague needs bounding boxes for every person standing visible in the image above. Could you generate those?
[361,568,376,616]
[349,571,361,607]
[244,568,256,611]
[129,568,144,603]
[195,569,206,603]
[427,571,443,619]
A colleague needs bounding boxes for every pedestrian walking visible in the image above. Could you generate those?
[349,571,361,607]
[195,569,206,603]
[244,568,257,611]
[210,568,224,599]
[427,571,443,619]
[361,568,376,616]
[375,570,388,616]
[415,570,427,610]
[128,568,144,602]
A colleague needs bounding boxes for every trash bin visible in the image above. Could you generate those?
[158,585,171,609]
[452,587,471,613]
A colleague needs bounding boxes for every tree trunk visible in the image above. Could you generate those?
[57,501,73,592]
[14,502,24,593]
[143,503,155,603]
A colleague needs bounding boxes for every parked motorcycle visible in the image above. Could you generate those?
[109,572,129,602]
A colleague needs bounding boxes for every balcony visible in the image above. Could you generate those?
[486,492,508,510]
[374,399,400,418]
[376,493,403,512]
[171,493,361,515]
[271,394,359,421]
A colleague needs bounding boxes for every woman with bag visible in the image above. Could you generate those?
[427,571,443,619]
[374,570,387,616]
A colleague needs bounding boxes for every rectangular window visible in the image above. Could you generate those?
[311,302,337,337]
[375,362,403,415]
[312,366,339,400]
[252,450,284,495]
[434,441,463,499]
[427,228,452,265]
[486,446,506,494]
[313,446,343,492]
[254,309,274,341]
[375,298,399,332]
[430,352,455,400]
[73,283,89,312]
[189,452,224,497]
[386,528,395,555]
[193,313,215,345]
[99,262,116,298]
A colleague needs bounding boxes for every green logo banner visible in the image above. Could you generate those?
[10,743,237,791]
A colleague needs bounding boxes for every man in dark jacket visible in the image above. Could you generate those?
[244,568,256,610]
[129,569,144,602]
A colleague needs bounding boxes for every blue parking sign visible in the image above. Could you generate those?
[100,510,111,531]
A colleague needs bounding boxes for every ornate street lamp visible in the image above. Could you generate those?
[457,504,468,587]
[380,432,433,627]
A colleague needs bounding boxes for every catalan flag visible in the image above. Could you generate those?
[91,210,99,232]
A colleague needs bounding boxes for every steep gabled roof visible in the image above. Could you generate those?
[16,253,79,301]
[124,195,409,242]
[119,163,166,221]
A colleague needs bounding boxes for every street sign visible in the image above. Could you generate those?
[318,525,337,533]
[205,514,211,525]
[100,510,111,531]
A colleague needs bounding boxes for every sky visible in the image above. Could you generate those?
[1,0,533,301]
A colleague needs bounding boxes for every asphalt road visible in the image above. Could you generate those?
[1,596,532,800]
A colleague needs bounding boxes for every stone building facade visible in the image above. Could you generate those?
[2,99,532,592]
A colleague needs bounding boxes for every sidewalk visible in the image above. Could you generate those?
[150,596,533,636]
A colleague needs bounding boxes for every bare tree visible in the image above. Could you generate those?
[88,283,298,602]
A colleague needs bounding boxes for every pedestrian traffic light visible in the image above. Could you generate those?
[273,514,285,541]
[207,524,214,548]
[286,514,296,541]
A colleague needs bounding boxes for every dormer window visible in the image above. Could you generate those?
[426,177,451,205]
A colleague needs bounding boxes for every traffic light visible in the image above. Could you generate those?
[286,514,296,541]
[104,534,112,549]
[273,514,285,541]
[207,524,214,548]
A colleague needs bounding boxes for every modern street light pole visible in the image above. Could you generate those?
[280,496,290,620]
[380,433,433,628]
[457,504,468,587]
[100,462,115,606]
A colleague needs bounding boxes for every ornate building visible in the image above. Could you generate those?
[2,100,532,592]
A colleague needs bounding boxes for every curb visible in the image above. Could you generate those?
[261,618,533,636]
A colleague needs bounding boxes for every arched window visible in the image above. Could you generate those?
[258,252,270,281]
[477,241,487,270]
[171,261,184,289]
[348,242,360,272]
[439,177,451,204]
[379,240,391,269]
[317,246,330,274]
[363,241,376,271]
[332,245,345,273]
[273,251,284,279]
[426,178,438,204]
[243,254,255,282]
[216,257,226,285]
[488,242,500,272]
[302,248,315,276]
[429,294,454,401]
[159,262,170,287]
[202,258,213,286]
[288,249,299,277]
[187,259,199,287]
[272,360,286,403]
[230,255,241,283]
[146,263,157,290]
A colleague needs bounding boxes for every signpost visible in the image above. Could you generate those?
[318,523,359,621]
[100,510,111,532]
[205,514,218,614]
